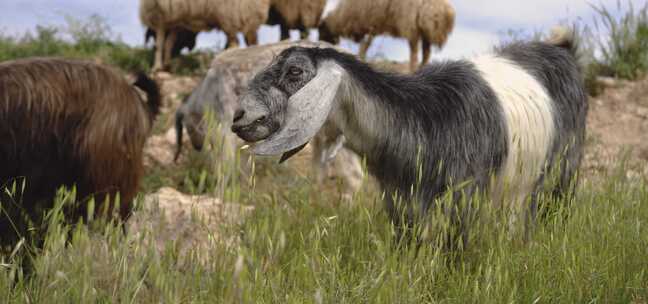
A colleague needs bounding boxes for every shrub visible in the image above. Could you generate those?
[590,1,648,80]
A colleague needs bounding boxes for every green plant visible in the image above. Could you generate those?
[591,1,648,80]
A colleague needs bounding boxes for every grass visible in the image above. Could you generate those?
[1,160,647,303]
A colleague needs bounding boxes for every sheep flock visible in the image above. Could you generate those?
[140,0,455,71]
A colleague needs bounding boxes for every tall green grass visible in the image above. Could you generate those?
[1,161,647,303]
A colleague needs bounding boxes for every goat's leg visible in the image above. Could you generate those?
[421,38,432,68]
[358,35,373,60]
[152,28,166,71]
[163,30,178,70]
[409,39,420,72]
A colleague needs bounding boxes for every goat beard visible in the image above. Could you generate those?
[279,142,308,164]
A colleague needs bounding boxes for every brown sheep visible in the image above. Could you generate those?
[140,0,271,71]
[0,58,160,246]
[268,0,327,40]
[319,0,456,72]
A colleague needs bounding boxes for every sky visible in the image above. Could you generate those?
[0,0,637,61]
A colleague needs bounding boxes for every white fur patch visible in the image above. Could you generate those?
[471,55,555,211]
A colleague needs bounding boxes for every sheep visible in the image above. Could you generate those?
[139,0,270,71]
[230,28,588,248]
[145,27,198,59]
[267,0,327,40]
[0,58,160,246]
[175,40,363,199]
[318,0,456,72]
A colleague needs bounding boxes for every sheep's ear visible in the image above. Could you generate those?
[253,62,343,157]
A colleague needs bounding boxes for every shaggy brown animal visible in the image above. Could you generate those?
[0,58,160,246]
[268,0,327,40]
[319,0,456,72]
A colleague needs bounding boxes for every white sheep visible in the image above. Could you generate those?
[319,0,455,72]
[139,0,270,71]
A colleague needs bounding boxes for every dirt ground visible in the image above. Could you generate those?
[583,77,648,179]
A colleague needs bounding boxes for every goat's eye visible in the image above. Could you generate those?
[288,67,303,77]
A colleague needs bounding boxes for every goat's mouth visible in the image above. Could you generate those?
[232,123,309,163]
[231,121,278,143]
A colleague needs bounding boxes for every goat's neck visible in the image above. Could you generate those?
[328,71,393,160]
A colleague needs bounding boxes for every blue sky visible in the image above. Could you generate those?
[0,0,635,61]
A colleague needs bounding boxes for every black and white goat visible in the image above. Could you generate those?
[231,29,588,244]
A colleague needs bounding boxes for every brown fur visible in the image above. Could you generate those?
[321,0,455,71]
[0,58,159,245]
[139,0,271,71]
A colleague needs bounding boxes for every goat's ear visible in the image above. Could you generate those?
[253,62,343,156]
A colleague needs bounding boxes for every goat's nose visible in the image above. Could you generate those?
[233,109,245,123]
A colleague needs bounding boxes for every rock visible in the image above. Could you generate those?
[144,127,190,167]
[127,187,254,262]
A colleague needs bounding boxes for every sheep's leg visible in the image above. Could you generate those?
[163,30,178,70]
[225,33,239,49]
[153,28,166,71]
[299,29,309,40]
[409,39,420,72]
[244,31,258,46]
[421,38,432,68]
[358,35,373,60]
[280,25,291,41]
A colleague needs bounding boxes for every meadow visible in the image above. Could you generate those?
[1,3,648,303]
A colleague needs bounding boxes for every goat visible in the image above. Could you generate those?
[0,58,160,246]
[231,28,588,247]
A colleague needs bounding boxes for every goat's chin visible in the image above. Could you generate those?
[234,130,271,143]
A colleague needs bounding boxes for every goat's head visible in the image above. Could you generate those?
[231,47,343,162]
